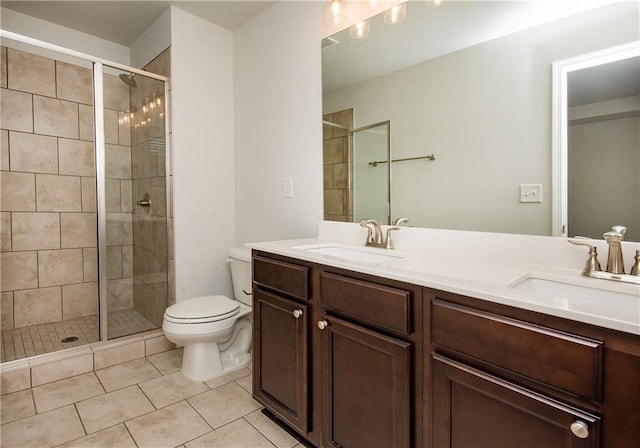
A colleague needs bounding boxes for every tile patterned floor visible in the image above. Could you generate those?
[1,309,157,363]
[0,348,305,448]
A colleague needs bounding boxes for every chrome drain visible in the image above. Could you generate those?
[61,336,79,343]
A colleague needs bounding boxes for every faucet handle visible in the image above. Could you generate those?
[392,217,409,226]
[359,220,374,244]
[384,226,401,249]
[568,238,602,275]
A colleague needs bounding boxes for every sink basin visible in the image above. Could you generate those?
[510,275,640,324]
[293,243,406,264]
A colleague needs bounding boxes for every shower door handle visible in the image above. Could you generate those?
[136,193,151,208]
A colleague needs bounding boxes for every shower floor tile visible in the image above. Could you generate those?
[1,309,156,363]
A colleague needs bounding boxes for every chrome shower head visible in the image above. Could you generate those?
[119,73,136,88]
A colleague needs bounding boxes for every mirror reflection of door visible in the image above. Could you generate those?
[351,121,391,224]
[567,55,640,241]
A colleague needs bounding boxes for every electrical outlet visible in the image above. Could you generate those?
[520,184,542,203]
[283,177,293,198]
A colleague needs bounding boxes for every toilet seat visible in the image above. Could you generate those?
[164,295,240,324]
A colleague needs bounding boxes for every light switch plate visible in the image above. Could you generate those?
[520,184,542,203]
[283,177,293,198]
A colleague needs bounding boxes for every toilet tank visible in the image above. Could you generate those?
[227,246,253,306]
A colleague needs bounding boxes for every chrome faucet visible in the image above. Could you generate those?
[568,225,640,285]
[603,225,626,274]
[359,219,401,249]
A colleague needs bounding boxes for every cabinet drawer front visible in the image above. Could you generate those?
[253,255,309,300]
[432,300,602,402]
[320,272,411,334]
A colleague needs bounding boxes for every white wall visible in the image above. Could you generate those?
[323,2,639,236]
[0,7,129,64]
[130,7,171,69]
[170,6,235,300]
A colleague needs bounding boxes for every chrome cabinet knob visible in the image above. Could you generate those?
[570,420,589,439]
[317,320,328,330]
[292,309,303,319]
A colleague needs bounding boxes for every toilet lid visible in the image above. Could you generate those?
[165,295,240,322]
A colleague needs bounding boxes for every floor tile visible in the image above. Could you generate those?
[147,347,183,374]
[204,367,251,389]
[188,382,262,430]
[57,423,137,448]
[96,358,161,392]
[236,374,253,394]
[125,400,211,447]
[245,409,299,448]
[186,418,274,448]
[32,372,104,413]
[0,404,85,448]
[0,388,36,424]
[138,371,209,408]
[75,385,154,434]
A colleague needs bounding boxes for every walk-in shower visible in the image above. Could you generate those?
[0,31,172,363]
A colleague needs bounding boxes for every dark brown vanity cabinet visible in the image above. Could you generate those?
[318,272,423,448]
[252,255,310,435]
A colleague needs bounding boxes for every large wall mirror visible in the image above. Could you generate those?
[322,0,639,241]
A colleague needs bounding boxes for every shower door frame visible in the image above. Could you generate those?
[0,30,172,343]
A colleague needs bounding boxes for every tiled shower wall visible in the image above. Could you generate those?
[131,49,171,327]
[323,109,353,222]
[0,46,133,331]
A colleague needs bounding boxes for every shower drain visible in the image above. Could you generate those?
[61,336,79,343]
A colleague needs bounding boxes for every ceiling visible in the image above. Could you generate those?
[1,1,277,46]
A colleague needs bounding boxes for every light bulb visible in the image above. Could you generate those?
[425,0,442,6]
[350,20,370,39]
[384,3,406,25]
[328,0,346,25]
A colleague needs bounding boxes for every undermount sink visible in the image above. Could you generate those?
[510,275,640,325]
[293,243,406,264]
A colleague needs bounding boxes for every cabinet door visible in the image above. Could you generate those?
[253,289,309,433]
[320,315,411,448]
[432,354,600,448]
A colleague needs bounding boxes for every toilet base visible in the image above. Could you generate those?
[180,342,251,382]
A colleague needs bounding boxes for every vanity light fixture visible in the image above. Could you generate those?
[384,3,406,24]
[328,0,347,26]
[350,20,370,39]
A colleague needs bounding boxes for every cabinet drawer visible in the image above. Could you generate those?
[320,272,411,334]
[432,299,602,402]
[253,255,309,300]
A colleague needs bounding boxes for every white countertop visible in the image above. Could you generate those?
[247,221,640,336]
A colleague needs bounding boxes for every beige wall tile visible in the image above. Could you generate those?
[1,211,11,252]
[62,282,98,320]
[1,251,38,291]
[79,104,94,141]
[11,212,60,251]
[38,248,84,287]
[323,137,346,164]
[107,245,123,279]
[0,88,33,132]
[0,405,85,447]
[145,334,175,356]
[1,291,14,329]
[107,213,132,245]
[56,60,93,105]
[122,245,133,277]
[104,108,120,145]
[1,129,9,170]
[103,73,130,111]
[107,277,133,311]
[61,212,97,248]
[59,138,95,176]
[31,353,94,387]
[36,174,81,212]
[0,389,36,424]
[120,179,132,213]
[33,95,79,139]
[106,178,121,212]
[324,189,346,215]
[93,340,145,370]
[81,176,97,212]
[1,171,36,211]
[14,286,62,327]
[83,247,98,282]
[118,111,131,146]
[1,46,7,88]
[106,145,131,179]
[1,367,31,394]
[9,131,59,174]
[7,48,56,97]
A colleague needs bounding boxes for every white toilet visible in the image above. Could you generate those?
[162,246,253,382]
